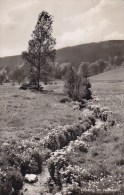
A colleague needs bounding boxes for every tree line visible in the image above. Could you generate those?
[0,11,124,102]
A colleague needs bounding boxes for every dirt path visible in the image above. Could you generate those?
[19,120,102,195]
[19,166,50,195]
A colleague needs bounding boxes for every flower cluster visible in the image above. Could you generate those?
[44,116,95,152]
[87,103,114,123]
[47,135,90,194]
[0,138,44,194]
[3,139,43,175]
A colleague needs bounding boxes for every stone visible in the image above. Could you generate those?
[25,174,38,183]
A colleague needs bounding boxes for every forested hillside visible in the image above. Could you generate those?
[0,55,22,71]
[0,40,124,71]
[56,40,124,69]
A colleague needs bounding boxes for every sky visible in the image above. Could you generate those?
[0,0,124,57]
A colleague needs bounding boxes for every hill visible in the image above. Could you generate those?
[0,55,22,71]
[90,66,124,82]
[56,40,124,69]
[0,40,124,71]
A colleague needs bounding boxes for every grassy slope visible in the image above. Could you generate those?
[90,67,124,123]
[80,69,124,191]
[65,70,124,191]
[90,66,124,82]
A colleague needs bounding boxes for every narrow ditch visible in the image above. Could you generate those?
[19,102,117,195]
[19,166,50,195]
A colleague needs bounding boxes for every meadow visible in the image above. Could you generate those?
[0,82,82,146]
[0,72,124,194]
[92,81,124,124]
[77,78,124,193]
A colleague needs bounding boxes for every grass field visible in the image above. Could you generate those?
[90,66,124,82]
[90,67,124,124]
[82,69,124,192]
[92,81,124,123]
[75,79,124,192]
[0,70,124,194]
[0,82,81,146]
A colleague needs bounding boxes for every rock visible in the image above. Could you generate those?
[25,174,38,183]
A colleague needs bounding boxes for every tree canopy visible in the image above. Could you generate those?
[22,11,56,90]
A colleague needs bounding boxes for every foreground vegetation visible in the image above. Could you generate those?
[0,75,124,194]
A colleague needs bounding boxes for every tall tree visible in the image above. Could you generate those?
[22,11,56,90]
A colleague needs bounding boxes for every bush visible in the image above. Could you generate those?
[44,118,94,152]
[2,139,43,177]
[21,152,43,175]
[87,103,114,123]
[47,146,85,194]
[20,82,43,91]
[48,151,69,187]
[48,150,82,191]
[64,66,92,101]
[0,173,12,195]
[0,169,23,195]
[9,170,23,193]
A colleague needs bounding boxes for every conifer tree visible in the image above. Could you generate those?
[22,11,56,90]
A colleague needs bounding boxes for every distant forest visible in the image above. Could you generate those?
[56,40,124,69]
[0,40,124,82]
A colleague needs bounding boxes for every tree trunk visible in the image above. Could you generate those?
[37,64,41,91]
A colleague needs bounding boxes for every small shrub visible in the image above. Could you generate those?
[64,66,92,101]
[32,151,43,173]
[48,177,56,193]
[74,140,88,153]
[48,150,82,193]
[9,170,23,193]
[48,151,69,187]
[20,151,43,175]
[58,133,66,148]
[87,115,96,126]
[0,169,23,195]
[0,173,12,195]
[2,139,43,177]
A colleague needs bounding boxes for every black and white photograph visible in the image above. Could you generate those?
[0,0,124,194]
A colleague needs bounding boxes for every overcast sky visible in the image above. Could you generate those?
[0,0,124,57]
